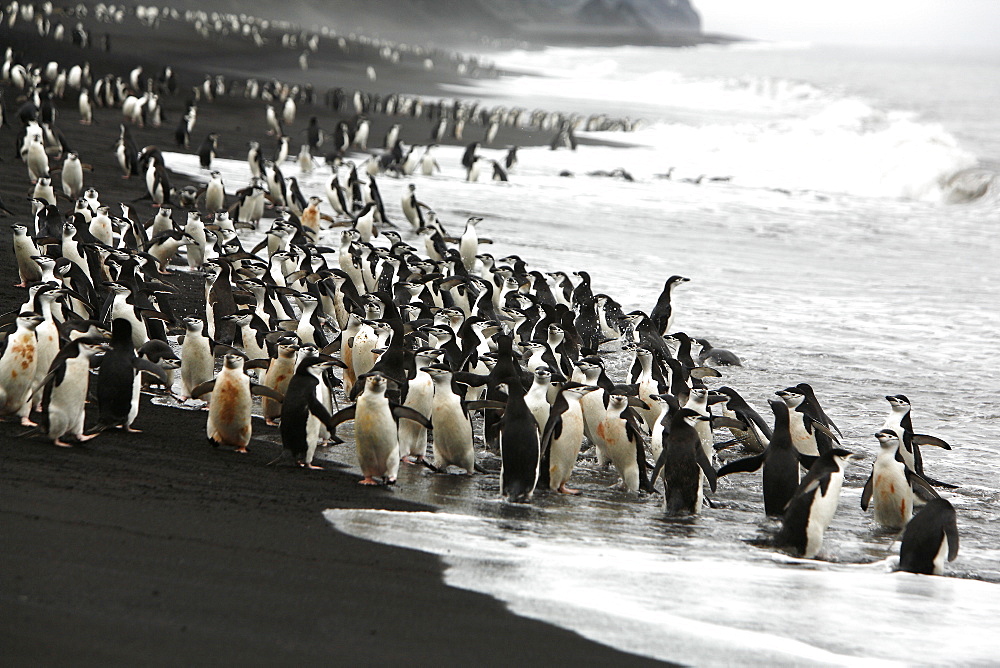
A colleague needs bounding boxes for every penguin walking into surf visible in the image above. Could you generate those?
[861,429,938,530]
[654,407,718,516]
[882,394,955,488]
[192,354,284,453]
[422,364,480,474]
[498,376,542,503]
[775,448,859,559]
[543,382,599,494]
[716,399,801,517]
[649,275,690,336]
[898,498,959,576]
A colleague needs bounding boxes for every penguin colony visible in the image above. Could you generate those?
[0,2,962,576]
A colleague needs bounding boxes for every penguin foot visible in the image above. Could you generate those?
[265,418,280,427]
[124,426,143,433]
[234,446,249,454]
[556,484,581,495]
[298,461,324,470]
[359,477,380,485]
[20,417,38,427]
[75,433,98,443]
[53,438,75,448]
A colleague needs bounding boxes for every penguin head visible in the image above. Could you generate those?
[776,388,804,407]
[183,317,204,332]
[874,429,902,448]
[885,394,911,409]
[222,354,244,370]
[17,312,45,330]
[677,407,710,427]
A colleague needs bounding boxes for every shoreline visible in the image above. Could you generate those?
[0,7,670,665]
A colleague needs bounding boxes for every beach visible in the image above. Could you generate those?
[0,7,665,665]
[4,3,1000,665]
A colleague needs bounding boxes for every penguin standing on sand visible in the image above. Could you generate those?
[30,337,107,447]
[91,318,168,433]
[262,341,298,425]
[197,132,219,170]
[0,313,45,425]
[279,356,341,469]
[192,354,283,453]
[898,498,959,575]
[775,448,858,559]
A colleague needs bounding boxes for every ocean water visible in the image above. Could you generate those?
[167,41,1000,665]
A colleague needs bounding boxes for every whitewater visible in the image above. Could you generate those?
[168,41,1000,665]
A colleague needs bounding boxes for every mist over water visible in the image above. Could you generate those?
[166,41,1000,665]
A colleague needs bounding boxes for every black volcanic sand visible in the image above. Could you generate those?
[0,6,669,667]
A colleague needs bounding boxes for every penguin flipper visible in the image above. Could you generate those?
[696,446,718,493]
[690,366,721,379]
[711,416,746,431]
[391,405,431,429]
[861,472,874,511]
[191,379,216,399]
[912,434,951,450]
[134,358,169,385]
[649,449,668,486]
[805,416,840,443]
[245,358,271,370]
[465,399,506,412]
[906,469,941,501]
[798,453,819,471]
[945,511,960,561]
[717,453,765,478]
[251,384,284,402]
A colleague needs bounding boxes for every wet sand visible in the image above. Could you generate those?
[0,7,667,665]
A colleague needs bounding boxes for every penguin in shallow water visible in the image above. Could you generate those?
[861,429,938,530]
[649,275,689,336]
[775,448,858,558]
[882,394,955,488]
[423,364,479,473]
[498,376,541,503]
[898,498,959,576]
[328,372,432,485]
[543,383,599,494]
[656,407,718,515]
[694,338,742,367]
[717,399,801,517]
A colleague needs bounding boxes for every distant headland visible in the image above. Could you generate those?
[161,0,741,48]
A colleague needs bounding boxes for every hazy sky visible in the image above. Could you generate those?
[697,0,1000,50]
